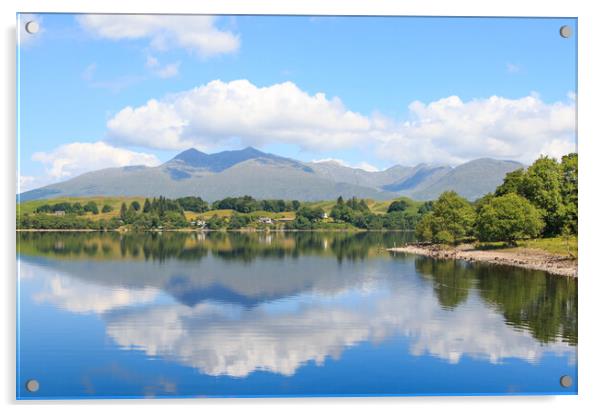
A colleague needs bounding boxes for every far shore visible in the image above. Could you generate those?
[16,228,412,233]
[387,243,577,277]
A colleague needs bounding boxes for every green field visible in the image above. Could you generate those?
[18,195,425,221]
[478,236,578,258]
[17,196,147,221]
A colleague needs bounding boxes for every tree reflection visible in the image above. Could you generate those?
[412,256,577,345]
[17,231,414,262]
[415,257,474,310]
[475,265,577,345]
[17,231,577,347]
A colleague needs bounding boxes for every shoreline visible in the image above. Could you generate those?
[16,228,413,233]
[387,244,577,278]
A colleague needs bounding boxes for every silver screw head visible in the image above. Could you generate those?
[560,375,573,388]
[559,25,572,38]
[25,379,39,392]
[25,20,39,34]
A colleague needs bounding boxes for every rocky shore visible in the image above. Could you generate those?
[387,243,577,277]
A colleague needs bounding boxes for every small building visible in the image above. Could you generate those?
[258,217,273,225]
[54,210,66,216]
[322,212,329,219]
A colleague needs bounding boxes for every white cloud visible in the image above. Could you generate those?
[107,79,375,151]
[31,141,161,180]
[78,15,239,57]
[312,158,379,172]
[379,94,576,165]
[18,174,55,193]
[106,80,576,165]
[18,175,36,190]
[146,55,180,79]
[155,62,180,79]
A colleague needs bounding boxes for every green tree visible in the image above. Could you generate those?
[131,200,141,211]
[475,193,544,244]
[143,198,152,213]
[560,153,578,234]
[495,168,525,196]
[101,204,113,213]
[387,199,409,213]
[519,156,564,236]
[119,202,127,222]
[418,201,434,215]
[83,201,99,214]
[416,191,476,243]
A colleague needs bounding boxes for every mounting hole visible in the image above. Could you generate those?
[559,25,572,38]
[25,379,39,392]
[25,20,39,34]
[559,375,573,388]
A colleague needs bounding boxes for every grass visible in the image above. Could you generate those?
[516,236,578,258]
[17,196,147,221]
[477,236,578,258]
[18,196,300,223]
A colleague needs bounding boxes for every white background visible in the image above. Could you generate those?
[2,1,601,412]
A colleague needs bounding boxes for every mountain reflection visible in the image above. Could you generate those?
[18,232,577,378]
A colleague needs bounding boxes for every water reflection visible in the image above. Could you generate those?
[18,232,577,383]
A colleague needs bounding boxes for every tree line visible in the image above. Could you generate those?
[286,196,426,230]
[416,153,577,244]
[34,200,112,215]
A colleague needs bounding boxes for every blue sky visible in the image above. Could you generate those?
[17,14,577,191]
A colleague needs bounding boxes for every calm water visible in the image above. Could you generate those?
[16,231,577,399]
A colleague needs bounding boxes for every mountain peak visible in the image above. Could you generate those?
[172,148,209,166]
[170,146,274,172]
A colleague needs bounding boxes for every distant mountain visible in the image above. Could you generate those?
[409,158,524,201]
[18,147,523,202]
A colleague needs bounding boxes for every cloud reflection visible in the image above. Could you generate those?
[20,258,575,378]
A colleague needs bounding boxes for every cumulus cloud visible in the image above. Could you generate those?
[107,79,376,151]
[78,15,239,57]
[32,141,161,180]
[106,80,576,165]
[379,94,576,165]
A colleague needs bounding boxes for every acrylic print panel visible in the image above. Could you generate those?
[16,13,578,399]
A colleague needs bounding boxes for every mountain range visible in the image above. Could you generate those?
[19,147,523,202]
